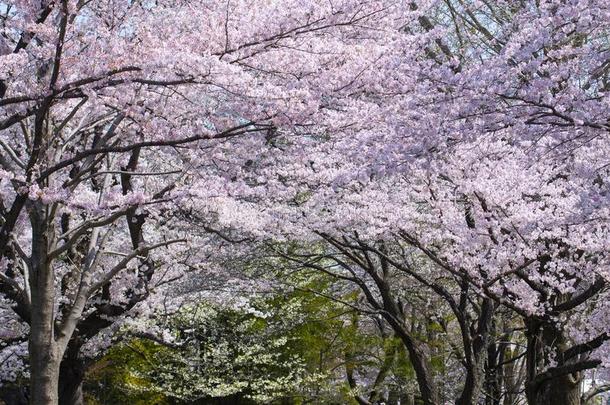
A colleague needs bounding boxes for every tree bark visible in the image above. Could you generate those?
[28,203,62,405]
[525,320,582,405]
[484,341,502,405]
[29,353,61,405]
[392,329,437,405]
[454,297,495,405]
[58,351,85,405]
[530,374,580,405]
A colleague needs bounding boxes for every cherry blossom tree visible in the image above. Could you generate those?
[0,1,407,404]
[239,1,610,404]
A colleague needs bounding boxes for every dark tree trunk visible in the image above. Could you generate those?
[358,252,439,405]
[484,336,503,405]
[525,319,582,405]
[455,298,495,405]
[393,330,437,405]
[456,371,478,405]
[531,374,580,405]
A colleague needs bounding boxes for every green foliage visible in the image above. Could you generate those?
[85,271,419,404]
[85,340,171,405]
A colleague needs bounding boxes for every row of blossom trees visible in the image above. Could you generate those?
[1,0,609,404]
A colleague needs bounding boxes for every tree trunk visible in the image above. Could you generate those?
[530,374,581,405]
[29,353,60,405]
[525,319,582,405]
[484,338,502,405]
[394,332,437,405]
[360,262,438,405]
[29,319,61,405]
[58,357,85,405]
[379,298,437,404]
[28,203,61,405]
[456,370,479,405]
